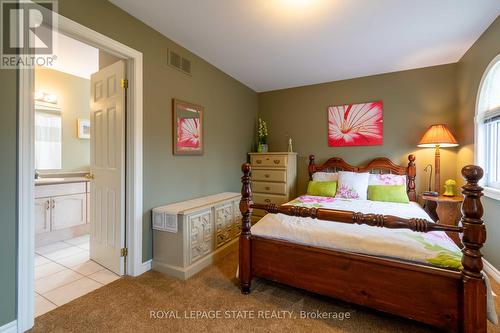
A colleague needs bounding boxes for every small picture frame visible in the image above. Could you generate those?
[173,99,204,155]
[78,119,90,139]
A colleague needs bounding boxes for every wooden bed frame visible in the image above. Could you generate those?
[238,154,487,332]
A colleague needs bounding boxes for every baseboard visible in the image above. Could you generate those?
[483,258,500,284]
[153,238,238,280]
[0,320,17,333]
[136,259,152,276]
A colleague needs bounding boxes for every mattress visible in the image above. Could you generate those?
[251,195,462,270]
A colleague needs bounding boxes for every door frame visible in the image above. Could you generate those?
[17,12,146,332]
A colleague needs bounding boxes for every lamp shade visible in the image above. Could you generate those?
[417,124,458,148]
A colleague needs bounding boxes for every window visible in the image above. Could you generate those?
[35,110,62,170]
[476,54,500,195]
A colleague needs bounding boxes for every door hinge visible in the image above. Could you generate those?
[121,79,128,89]
[120,247,128,257]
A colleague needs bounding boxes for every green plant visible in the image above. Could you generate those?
[258,118,268,145]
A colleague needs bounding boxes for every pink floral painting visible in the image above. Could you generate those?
[173,99,204,155]
[177,118,200,149]
[328,101,383,147]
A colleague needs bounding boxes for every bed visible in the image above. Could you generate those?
[238,154,490,332]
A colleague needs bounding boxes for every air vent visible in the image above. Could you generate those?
[168,49,192,75]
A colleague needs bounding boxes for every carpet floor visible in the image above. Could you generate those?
[32,248,500,333]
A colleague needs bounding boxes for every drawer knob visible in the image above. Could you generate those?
[264,174,270,178]
[265,186,270,190]
[273,160,280,164]
[256,160,262,164]
[264,199,271,203]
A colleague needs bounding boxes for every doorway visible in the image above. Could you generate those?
[17,9,145,332]
[33,35,126,316]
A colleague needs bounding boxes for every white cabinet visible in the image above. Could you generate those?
[34,181,89,244]
[152,192,241,280]
[35,198,51,234]
[188,209,213,263]
[52,193,87,230]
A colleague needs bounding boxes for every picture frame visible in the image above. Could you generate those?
[172,99,204,155]
[77,118,90,139]
[327,101,383,147]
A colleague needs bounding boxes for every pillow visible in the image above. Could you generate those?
[369,173,406,186]
[335,171,370,200]
[368,185,410,203]
[312,172,338,182]
[306,181,337,197]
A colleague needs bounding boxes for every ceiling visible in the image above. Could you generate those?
[110,0,500,92]
[43,32,99,80]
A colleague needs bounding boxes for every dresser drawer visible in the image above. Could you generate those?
[252,169,287,183]
[250,154,287,168]
[253,193,289,205]
[253,181,287,195]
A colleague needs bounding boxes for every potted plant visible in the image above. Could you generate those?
[257,118,268,153]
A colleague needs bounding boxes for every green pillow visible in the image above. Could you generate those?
[368,185,409,203]
[307,181,337,197]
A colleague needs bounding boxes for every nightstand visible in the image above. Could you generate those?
[420,194,464,247]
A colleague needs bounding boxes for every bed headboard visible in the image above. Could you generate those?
[308,154,417,202]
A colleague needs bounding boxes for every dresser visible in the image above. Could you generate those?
[248,152,297,223]
[152,192,241,280]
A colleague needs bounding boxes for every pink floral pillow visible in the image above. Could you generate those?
[335,171,370,200]
[369,174,406,186]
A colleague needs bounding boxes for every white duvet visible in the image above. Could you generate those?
[250,195,498,324]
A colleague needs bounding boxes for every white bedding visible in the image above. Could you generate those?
[250,195,498,324]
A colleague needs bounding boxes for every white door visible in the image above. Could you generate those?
[34,198,50,234]
[89,61,126,275]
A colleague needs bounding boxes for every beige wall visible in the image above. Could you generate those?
[57,0,259,261]
[456,16,500,268]
[259,64,459,195]
[35,68,91,172]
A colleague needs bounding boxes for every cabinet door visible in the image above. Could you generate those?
[214,203,233,248]
[35,198,51,234]
[51,193,87,230]
[188,209,213,264]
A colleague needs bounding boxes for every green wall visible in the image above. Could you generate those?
[456,16,500,269]
[35,68,91,172]
[259,64,459,195]
[0,69,17,326]
[55,0,259,261]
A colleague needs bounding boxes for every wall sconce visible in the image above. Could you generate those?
[35,91,58,104]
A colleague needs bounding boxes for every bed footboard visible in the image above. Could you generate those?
[239,160,487,332]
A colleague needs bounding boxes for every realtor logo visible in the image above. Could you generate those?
[1,0,57,68]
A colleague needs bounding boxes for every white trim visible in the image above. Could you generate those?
[18,11,144,333]
[0,321,17,333]
[139,259,153,275]
[483,259,500,284]
[483,186,500,201]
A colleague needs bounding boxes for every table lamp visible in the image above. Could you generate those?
[417,124,458,193]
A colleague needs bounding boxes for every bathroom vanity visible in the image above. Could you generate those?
[35,175,90,247]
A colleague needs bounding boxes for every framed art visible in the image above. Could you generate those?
[173,99,204,155]
[77,118,90,139]
[327,101,383,147]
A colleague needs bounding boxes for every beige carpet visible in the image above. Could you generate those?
[32,248,500,333]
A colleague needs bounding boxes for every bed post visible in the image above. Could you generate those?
[239,163,253,294]
[460,165,486,333]
[308,155,316,180]
[407,154,416,202]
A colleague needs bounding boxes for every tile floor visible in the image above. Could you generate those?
[35,235,120,317]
